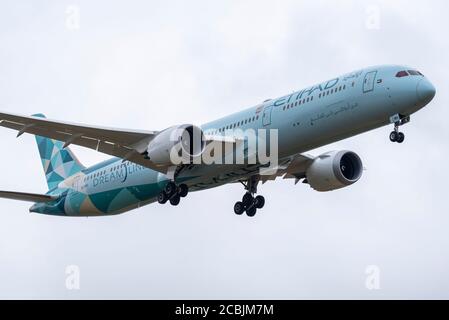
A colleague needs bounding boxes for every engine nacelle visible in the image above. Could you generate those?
[146,125,205,166]
[306,150,363,192]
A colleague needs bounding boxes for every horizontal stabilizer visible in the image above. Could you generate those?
[0,190,56,203]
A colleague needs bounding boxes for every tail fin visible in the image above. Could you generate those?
[33,114,85,190]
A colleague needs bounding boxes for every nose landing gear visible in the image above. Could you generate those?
[389,130,405,144]
[234,177,265,217]
[389,114,410,144]
[158,182,189,207]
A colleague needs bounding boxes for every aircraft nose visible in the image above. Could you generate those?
[416,79,436,104]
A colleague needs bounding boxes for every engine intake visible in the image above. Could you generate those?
[306,150,363,192]
[147,124,205,166]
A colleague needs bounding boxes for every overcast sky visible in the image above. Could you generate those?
[0,0,448,299]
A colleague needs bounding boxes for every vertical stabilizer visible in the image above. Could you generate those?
[32,114,85,190]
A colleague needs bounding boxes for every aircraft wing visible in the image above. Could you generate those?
[257,153,315,184]
[0,190,56,203]
[0,111,163,171]
[0,111,312,179]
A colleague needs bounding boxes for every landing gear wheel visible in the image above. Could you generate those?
[234,202,245,215]
[246,206,257,217]
[169,195,181,206]
[254,196,265,209]
[242,193,254,207]
[158,191,168,204]
[178,184,189,198]
[389,114,410,144]
[165,182,177,196]
[390,131,398,142]
[235,177,264,217]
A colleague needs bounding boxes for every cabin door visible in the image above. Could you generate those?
[262,106,273,126]
[363,71,377,93]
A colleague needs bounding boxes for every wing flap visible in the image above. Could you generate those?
[0,191,56,203]
[0,112,157,145]
[0,112,167,172]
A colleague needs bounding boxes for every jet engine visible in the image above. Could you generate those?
[146,125,206,166]
[306,151,363,192]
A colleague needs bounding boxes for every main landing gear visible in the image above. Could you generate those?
[158,182,189,206]
[389,114,410,144]
[234,177,265,217]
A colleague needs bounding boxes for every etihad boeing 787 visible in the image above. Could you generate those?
[0,65,436,217]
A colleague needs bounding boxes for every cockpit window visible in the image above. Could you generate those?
[396,71,409,78]
[396,70,424,78]
[408,70,423,76]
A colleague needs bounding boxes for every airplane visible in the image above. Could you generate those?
[0,65,436,217]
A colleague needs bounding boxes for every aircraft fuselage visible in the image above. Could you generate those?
[29,65,436,216]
